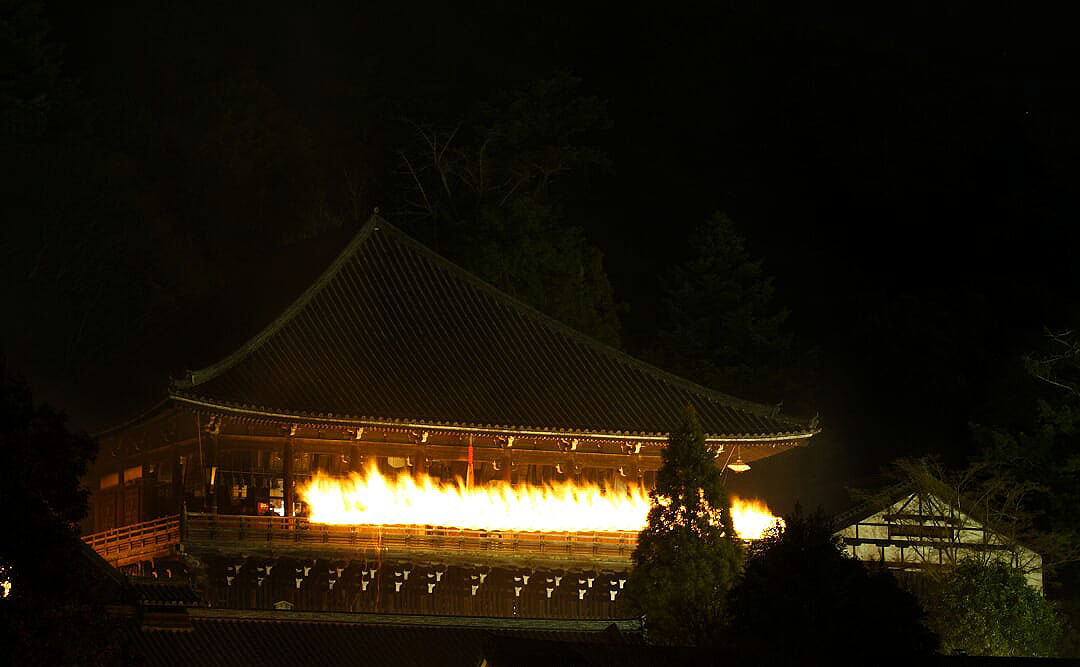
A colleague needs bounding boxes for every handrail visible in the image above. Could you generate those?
[183,513,638,562]
[82,513,639,563]
[83,515,181,563]
[83,515,179,547]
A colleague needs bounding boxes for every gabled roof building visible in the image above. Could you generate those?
[834,487,1043,591]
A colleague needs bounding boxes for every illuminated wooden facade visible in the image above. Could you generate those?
[85,215,818,617]
[835,489,1043,591]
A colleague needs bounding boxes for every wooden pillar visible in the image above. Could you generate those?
[501,455,512,483]
[173,453,186,514]
[466,435,474,492]
[284,434,295,517]
[414,449,430,480]
[349,445,363,474]
[207,428,219,514]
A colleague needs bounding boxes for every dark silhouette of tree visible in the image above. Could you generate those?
[657,213,801,404]
[726,506,937,665]
[1,0,176,387]
[927,559,1061,657]
[0,362,132,665]
[971,328,1080,654]
[393,74,622,346]
[625,405,742,646]
[975,330,1080,557]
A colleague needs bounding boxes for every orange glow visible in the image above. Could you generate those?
[299,467,649,533]
[730,497,785,539]
[298,466,783,539]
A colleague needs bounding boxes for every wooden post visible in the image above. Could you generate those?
[284,433,295,517]
[415,449,430,480]
[173,453,186,514]
[349,445,363,474]
[466,435,474,492]
[207,427,219,514]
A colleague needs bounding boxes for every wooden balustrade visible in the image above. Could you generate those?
[183,513,637,562]
[82,515,181,566]
[83,512,638,565]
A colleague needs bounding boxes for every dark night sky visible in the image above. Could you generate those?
[5,1,1079,512]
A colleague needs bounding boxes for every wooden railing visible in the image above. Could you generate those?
[183,513,639,562]
[184,513,638,562]
[84,512,639,565]
[83,515,181,565]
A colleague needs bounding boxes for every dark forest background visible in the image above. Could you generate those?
[4,1,1079,513]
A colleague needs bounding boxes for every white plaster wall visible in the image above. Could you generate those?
[836,493,1043,591]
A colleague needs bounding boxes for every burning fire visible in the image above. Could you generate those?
[730,497,785,540]
[300,468,649,533]
[298,467,783,539]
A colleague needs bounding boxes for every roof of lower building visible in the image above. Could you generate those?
[127,578,207,607]
[171,216,817,441]
[127,608,644,667]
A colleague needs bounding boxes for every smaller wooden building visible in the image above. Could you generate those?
[834,487,1043,590]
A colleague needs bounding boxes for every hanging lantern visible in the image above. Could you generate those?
[726,445,751,473]
[727,457,751,473]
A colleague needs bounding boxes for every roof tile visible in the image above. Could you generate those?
[172,217,814,440]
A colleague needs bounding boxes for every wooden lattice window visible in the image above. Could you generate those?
[888,524,952,540]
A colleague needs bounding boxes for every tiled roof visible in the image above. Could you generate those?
[831,483,911,529]
[128,608,643,667]
[172,217,816,440]
[483,633,711,667]
[128,578,207,607]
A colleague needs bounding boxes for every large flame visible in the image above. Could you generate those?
[730,497,785,540]
[298,467,782,539]
[299,467,649,533]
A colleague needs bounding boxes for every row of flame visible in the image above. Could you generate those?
[298,467,784,540]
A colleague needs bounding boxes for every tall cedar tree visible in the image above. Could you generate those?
[726,507,937,665]
[658,213,794,404]
[394,74,622,346]
[1,0,181,387]
[626,405,742,646]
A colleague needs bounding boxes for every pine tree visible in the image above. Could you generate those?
[393,74,622,346]
[625,405,742,645]
[658,213,794,402]
[929,559,1061,657]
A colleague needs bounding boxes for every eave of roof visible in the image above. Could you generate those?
[168,392,815,443]
[185,607,643,632]
[168,395,812,442]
